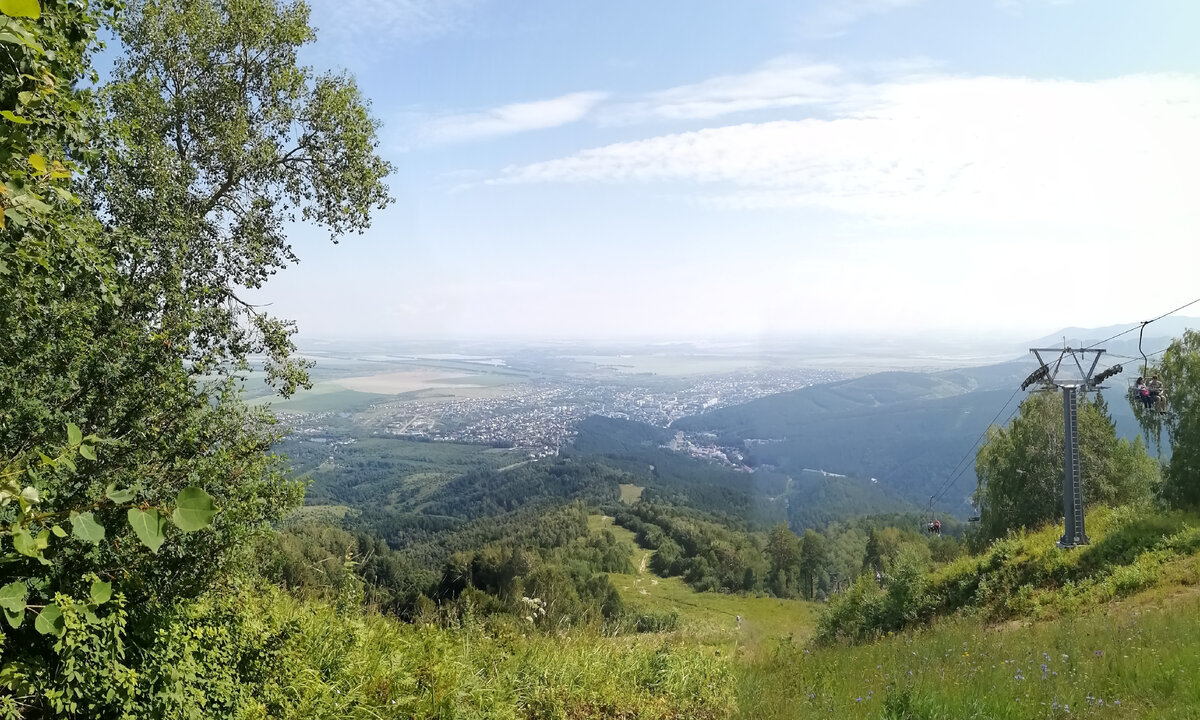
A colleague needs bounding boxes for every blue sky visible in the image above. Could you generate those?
[254,0,1200,341]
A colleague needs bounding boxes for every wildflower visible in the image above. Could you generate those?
[856,697,862,703]
[1094,650,1103,657]
[1040,663,1048,680]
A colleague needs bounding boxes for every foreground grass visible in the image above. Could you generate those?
[737,591,1200,719]
[197,585,736,719]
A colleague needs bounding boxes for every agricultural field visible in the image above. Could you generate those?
[337,368,516,394]
[564,354,775,377]
[253,384,391,413]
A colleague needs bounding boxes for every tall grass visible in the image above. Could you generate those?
[738,593,1200,719]
[234,586,736,719]
[820,506,1200,642]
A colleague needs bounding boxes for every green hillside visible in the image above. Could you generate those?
[671,361,1152,515]
[569,415,908,530]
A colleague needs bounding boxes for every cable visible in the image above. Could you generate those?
[1081,295,1200,351]
[928,385,1023,508]
[930,295,1198,511]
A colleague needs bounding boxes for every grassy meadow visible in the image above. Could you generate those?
[580,508,1200,719]
[737,591,1200,719]
[590,514,821,651]
[618,483,645,504]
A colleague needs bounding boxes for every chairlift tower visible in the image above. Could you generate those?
[1021,347,1122,549]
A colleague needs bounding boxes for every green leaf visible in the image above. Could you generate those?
[171,487,216,532]
[58,455,76,473]
[66,422,82,447]
[78,443,96,461]
[3,607,21,629]
[127,508,166,553]
[70,511,105,544]
[89,580,111,605]
[34,604,63,636]
[50,524,67,538]
[0,581,27,612]
[27,153,45,174]
[0,110,32,124]
[0,0,40,19]
[106,484,135,504]
[13,529,38,558]
[17,486,38,512]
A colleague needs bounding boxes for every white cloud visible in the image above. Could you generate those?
[600,56,939,125]
[495,73,1200,230]
[803,0,925,37]
[309,0,481,45]
[601,58,851,124]
[995,0,1078,12]
[420,91,609,144]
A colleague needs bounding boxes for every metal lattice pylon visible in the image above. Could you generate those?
[1025,347,1119,548]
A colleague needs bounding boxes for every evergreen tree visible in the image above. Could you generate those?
[798,529,828,600]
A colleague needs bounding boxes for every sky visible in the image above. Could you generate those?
[251,0,1200,342]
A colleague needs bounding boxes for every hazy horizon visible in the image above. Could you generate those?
[248,0,1200,340]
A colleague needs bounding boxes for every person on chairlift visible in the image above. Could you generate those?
[1135,377,1153,409]
[1149,376,1166,414]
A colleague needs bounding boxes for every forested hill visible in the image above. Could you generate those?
[671,359,1149,514]
[569,415,912,531]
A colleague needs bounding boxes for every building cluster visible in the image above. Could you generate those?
[280,368,840,458]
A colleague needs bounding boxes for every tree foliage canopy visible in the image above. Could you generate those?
[974,392,1157,540]
[1130,330,1200,508]
[0,0,392,712]
[96,0,393,394]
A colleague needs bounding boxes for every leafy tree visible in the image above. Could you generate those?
[0,0,392,712]
[861,527,901,576]
[1131,330,1200,507]
[975,392,1157,540]
[95,0,393,394]
[765,522,800,594]
[798,529,828,600]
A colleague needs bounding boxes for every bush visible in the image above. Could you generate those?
[633,609,681,633]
